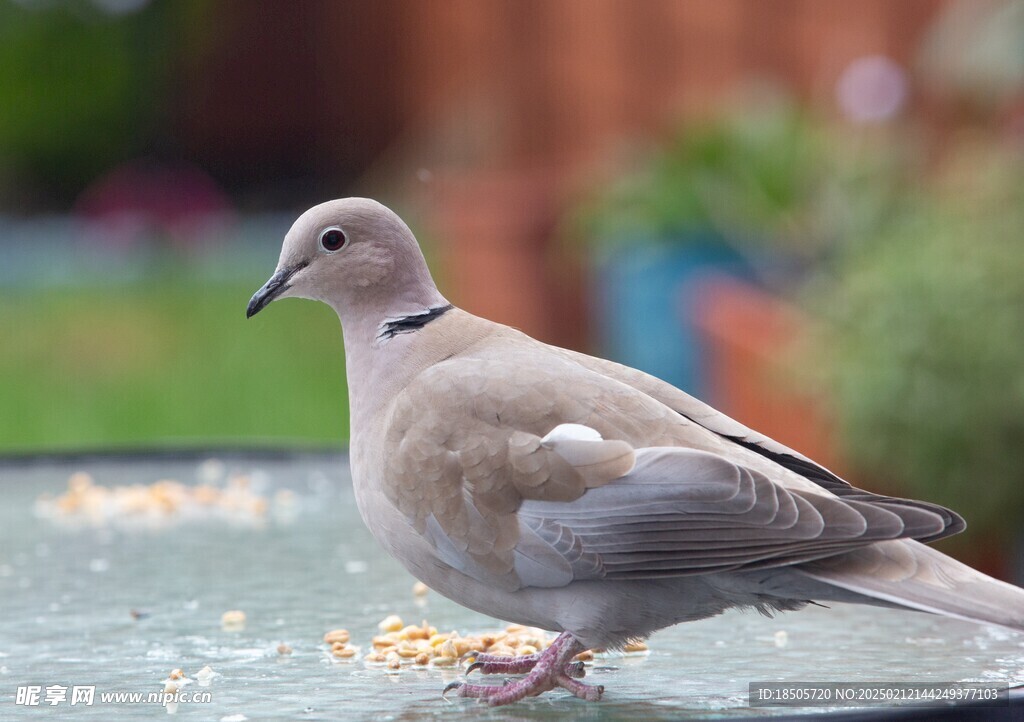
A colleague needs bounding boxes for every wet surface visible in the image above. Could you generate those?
[1,453,1022,720]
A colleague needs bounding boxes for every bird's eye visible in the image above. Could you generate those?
[318,227,348,253]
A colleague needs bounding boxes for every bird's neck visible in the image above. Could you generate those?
[330,287,454,427]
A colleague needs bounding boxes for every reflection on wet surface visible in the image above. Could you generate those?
[1,454,1022,720]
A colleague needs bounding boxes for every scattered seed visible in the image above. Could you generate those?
[39,473,276,527]
[323,629,350,645]
[221,610,246,628]
[401,624,429,641]
[323,618,651,673]
[68,472,93,492]
[453,639,476,657]
[333,644,357,658]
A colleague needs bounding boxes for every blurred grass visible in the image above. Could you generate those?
[0,279,348,452]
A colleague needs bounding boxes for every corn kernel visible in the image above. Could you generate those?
[221,610,246,628]
[68,472,94,493]
[323,629,350,645]
[401,624,429,640]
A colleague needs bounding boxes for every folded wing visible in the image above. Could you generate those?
[513,443,951,587]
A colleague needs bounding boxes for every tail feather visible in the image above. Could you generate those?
[798,539,1024,633]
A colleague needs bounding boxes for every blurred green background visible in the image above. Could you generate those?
[0,278,347,449]
[1,0,1022,577]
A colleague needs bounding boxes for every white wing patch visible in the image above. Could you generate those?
[540,423,636,479]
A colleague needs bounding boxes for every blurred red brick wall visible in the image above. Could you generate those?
[175,0,944,343]
[394,0,941,167]
[396,0,944,345]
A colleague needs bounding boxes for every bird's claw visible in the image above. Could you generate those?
[440,632,602,705]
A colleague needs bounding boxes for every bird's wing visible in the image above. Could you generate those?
[552,345,965,541]
[513,437,949,587]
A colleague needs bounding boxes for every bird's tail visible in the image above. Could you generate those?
[798,539,1024,633]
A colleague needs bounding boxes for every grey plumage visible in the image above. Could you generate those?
[248,198,1024,689]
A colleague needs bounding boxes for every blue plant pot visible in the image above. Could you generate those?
[594,232,751,396]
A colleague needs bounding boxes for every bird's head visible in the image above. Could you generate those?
[246,197,440,320]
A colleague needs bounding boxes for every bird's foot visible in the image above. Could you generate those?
[444,632,602,706]
[466,651,585,679]
[465,652,541,676]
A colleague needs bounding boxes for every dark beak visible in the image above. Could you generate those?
[246,263,305,318]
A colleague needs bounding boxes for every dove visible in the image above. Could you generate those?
[247,198,1024,706]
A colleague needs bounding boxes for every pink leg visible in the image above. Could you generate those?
[466,652,585,679]
[444,632,603,706]
[466,653,541,676]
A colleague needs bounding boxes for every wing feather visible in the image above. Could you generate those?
[515,446,948,585]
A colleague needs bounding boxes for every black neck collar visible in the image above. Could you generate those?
[377,304,454,342]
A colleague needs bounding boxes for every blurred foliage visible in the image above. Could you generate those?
[0,278,348,451]
[576,94,914,263]
[0,0,170,205]
[807,145,1024,536]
